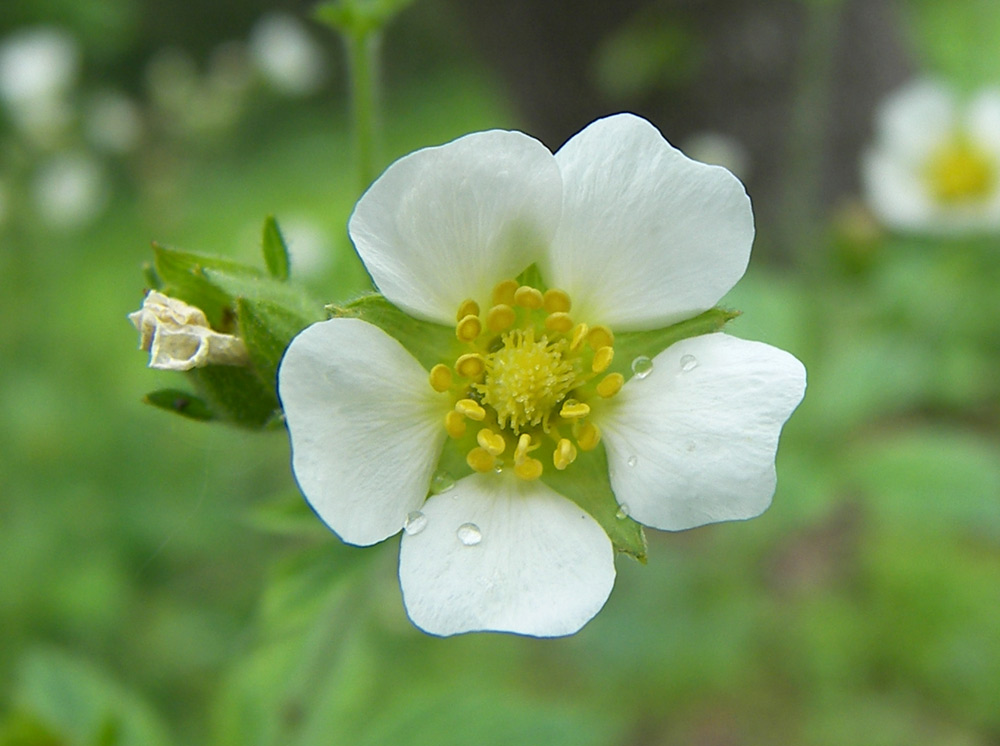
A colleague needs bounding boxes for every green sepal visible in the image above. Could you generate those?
[143,389,215,422]
[261,215,290,281]
[330,294,460,371]
[189,365,280,429]
[314,0,416,38]
[542,444,647,561]
[611,307,740,378]
[236,297,314,391]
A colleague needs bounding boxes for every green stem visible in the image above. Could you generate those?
[345,28,381,193]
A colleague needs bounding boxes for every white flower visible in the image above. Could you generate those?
[31,152,109,229]
[128,291,248,371]
[249,13,327,97]
[863,79,1000,233]
[0,27,79,107]
[278,113,806,637]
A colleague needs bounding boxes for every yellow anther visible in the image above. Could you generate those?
[476,428,506,456]
[514,433,535,464]
[455,398,486,421]
[486,303,516,332]
[575,421,601,451]
[592,345,614,373]
[596,372,624,398]
[553,438,577,470]
[456,298,480,321]
[543,289,572,313]
[466,447,496,473]
[588,325,614,350]
[429,364,453,392]
[570,323,590,351]
[544,312,574,334]
[514,457,544,481]
[456,314,482,343]
[445,410,467,438]
[559,400,591,419]
[455,353,485,379]
[492,279,519,306]
[513,285,544,309]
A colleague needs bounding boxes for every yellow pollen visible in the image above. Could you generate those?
[553,438,577,470]
[559,399,590,419]
[455,398,486,421]
[575,421,601,451]
[543,289,572,313]
[486,304,516,332]
[492,279,519,306]
[455,353,485,379]
[456,314,482,343]
[596,372,624,398]
[514,457,543,480]
[926,139,995,204]
[592,345,614,373]
[445,410,467,438]
[544,312,574,333]
[467,447,496,473]
[570,323,589,351]
[476,428,506,456]
[456,298,479,321]
[476,328,577,432]
[588,325,614,350]
[514,285,544,309]
[429,364,453,392]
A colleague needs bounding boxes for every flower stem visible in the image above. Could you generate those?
[345,27,381,194]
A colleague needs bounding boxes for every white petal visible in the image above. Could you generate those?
[862,148,938,232]
[399,472,615,637]
[875,79,957,163]
[601,333,805,531]
[543,113,753,330]
[277,318,447,546]
[349,130,562,324]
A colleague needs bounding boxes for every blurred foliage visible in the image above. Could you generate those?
[2,0,1000,744]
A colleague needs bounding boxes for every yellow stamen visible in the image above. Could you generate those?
[514,433,535,464]
[544,312,574,333]
[514,457,543,481]
[456,314,482,343]
[553,438,577,470]
[445,410,467,438]
[560,400,591,419]
[596,372,624,398]
[588,325,614,350]
[592,345,614,373]
[486,304,516,332]
[455,353,485,379]
[476,428,506,456]
[492,279,519,306]
[926,139,996,203]
[543,289,572,313]
[575,421,601,451]
[570,323,589,351]
[455,398,486,421]
[429,364,453,392]
[467,447,496,473]
[514,285,544,309]
[456,298,480,321]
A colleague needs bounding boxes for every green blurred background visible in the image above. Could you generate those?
[1,0,999,744]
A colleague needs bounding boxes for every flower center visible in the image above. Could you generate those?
[427,279,622,481]
[925,138,996,204]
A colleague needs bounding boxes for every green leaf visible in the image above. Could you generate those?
[202,268,325,328]
[236,297,312,391]
[612,307,739,379]
[261,216,290,281]
[543,444,647,560]
[190,365,280,429]
[143,389,215,422]
[331,294,460,371]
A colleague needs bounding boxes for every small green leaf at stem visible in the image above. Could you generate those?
[262,215,291,281]
[143,389,215,422]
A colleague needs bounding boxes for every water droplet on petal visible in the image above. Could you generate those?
[457,522,482,546]
[403,511,427,535]
[679,354,698,372]
[616,504,630,519]
[430,469,455,494]
[631,355,653,379]
[627,455,638,468]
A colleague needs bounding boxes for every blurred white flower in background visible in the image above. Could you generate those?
[32,152,109,229]
[0,27,80,146]
[864,79,1000,234]
[249,13,327,96]
[681,131,752,182]
[85,90,143,154]
[276,216,335,278]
